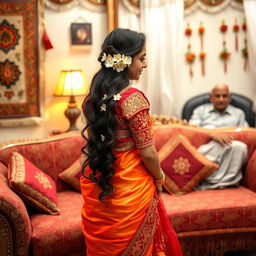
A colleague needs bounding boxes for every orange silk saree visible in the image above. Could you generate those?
[81,87,183,256]
[81,149,156,256]
[81,149,183,256]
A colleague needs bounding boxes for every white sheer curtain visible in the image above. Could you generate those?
[243,0,256,113]
[140,0,184,115]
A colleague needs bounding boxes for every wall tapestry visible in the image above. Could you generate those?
[0,0,44,127]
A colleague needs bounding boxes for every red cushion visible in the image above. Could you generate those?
[158,133,219,195]
[8,152,59,215]
[58,156,82,191]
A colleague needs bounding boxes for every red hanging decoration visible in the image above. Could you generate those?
[233,18,240,51]
[43,29,54,50]
[185,44,196,77]
[242,39,248,71]
[241,19,248,71]
[220,41,231,73]
[219,21,230,73]
[185,24,195,77]
[242,19,247,32]
[220,21,228,33]
[185,24,192,37]
[199,52,206,76]
[198,24,205,49]
[198,22,206,76]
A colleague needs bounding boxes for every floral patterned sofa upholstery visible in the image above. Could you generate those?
[0,132,85,256]
[1,123,256,256]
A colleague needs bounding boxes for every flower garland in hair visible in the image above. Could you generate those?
[219,20,230,73]
[99,93,122,143]
[198,21,206,76]
[101,53,132,72]
[185,23,195,77]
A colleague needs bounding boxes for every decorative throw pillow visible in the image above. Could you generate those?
[58,156,82,192]
[8,152,60,215]
[158,133,219,195]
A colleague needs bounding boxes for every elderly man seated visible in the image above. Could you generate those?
[189,84,248,190]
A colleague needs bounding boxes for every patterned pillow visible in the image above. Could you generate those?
[158,133,219,195]
[58,156,82,192]
[8,152,60,215]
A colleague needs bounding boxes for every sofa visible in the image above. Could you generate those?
[1,124,256,256]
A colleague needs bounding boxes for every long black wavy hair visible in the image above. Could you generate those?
[81,28,145,202]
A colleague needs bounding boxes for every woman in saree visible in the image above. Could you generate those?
[81,28,183,256]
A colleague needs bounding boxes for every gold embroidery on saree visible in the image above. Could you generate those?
[121,197,158,256]
[121,92,149,120]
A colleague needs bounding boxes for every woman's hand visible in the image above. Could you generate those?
[156,184,163,195]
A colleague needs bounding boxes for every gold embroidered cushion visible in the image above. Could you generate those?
[58,156,82,192]
[8,152,60,215]
[158,133,219,195]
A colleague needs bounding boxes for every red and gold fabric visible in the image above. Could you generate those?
[81,88,183,256]
[114,87,153,151]
[8,152,59,215]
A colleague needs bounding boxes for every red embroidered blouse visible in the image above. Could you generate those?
[114,87,153,151]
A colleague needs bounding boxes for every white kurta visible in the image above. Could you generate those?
[190,104,248,190]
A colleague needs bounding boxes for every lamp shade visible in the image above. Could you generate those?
[54,70,88,96]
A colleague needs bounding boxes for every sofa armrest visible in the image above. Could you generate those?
[244,149,256,192]
[0,162,32,256]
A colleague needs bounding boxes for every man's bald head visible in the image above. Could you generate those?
[209,84,231,113]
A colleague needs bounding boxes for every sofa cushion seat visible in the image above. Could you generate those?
[161,186,256,235]
[30,190,85,256]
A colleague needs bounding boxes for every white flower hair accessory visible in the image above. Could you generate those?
[101,134,105,142]
[100,104,106,112]
[101,53,132,72]
[113,94,121,101]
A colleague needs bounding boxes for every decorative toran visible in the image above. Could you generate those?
[198,22,206,76]
[219,20,231,73]
[241,19,248,71]
[185,23,196,77]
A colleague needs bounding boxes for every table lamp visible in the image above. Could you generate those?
[54,70,88,132]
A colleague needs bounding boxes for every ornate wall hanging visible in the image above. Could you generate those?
[45,0,106,12]
[185,0,244,15]
[0,0,44,127]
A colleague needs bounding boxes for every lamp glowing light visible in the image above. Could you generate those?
[54,70,88,132]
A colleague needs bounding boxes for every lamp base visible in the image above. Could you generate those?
[64,95,81,132]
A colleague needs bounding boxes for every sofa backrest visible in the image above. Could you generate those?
[0,132,85,192]
[153,125,256,157]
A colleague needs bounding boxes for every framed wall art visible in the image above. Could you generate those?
[70,22,92,50]
[0,0,44,127]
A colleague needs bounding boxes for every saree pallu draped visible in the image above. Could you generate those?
[81,149,183,256]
